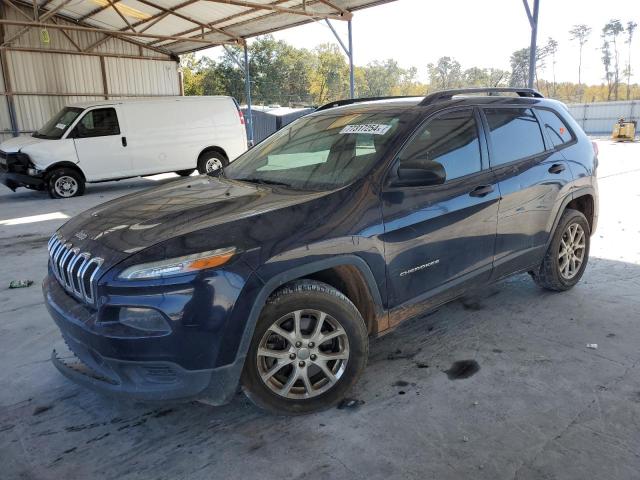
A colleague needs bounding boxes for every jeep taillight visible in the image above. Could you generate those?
[238,110,245,125]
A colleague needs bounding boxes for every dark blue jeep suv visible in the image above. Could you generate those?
[44,88,598,414]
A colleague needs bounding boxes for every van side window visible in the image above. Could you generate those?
[398,109,482,182]
[75,108,120,138]
[536,108,575,148]
[484,108,545,165]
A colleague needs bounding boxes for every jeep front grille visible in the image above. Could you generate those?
[48,234,103,305]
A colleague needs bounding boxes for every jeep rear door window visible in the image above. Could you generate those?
[225,111,403,190]
[32,107,83,140]
[398,109,482,181]
[536,108,575,148]
[484,108,545,165]
[74,108,120,138]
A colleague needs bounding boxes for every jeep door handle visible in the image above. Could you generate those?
[469,185,494,197]
[121,136,127,147]
[548,163,565,174]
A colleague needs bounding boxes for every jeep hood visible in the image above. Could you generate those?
[58,176,331,258]
[0,135,49,153]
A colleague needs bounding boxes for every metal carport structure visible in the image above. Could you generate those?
[0,0,397,144]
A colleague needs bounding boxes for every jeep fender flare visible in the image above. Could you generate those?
[545,185,596,250]
[238,255,382,360]
[200,255,384,404]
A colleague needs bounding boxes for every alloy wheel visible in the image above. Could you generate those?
[558,222,586,280]
[256,309,349,399]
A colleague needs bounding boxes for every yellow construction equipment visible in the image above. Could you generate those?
[612,118,637,142]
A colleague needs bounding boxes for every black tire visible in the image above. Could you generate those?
[197,151,228,174]
[175,169,195,177]
[530,208,590,291]
[46,167,85,199]
[241,280,368,415]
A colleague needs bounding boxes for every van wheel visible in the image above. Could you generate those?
[46,168,85,199]
[175,169,195,177]
[530,208,590,291]
[241,280,368,415]
[197,151,227,174]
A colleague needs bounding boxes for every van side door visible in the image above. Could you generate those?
[482,106,574,280]
[126,102,197,176]
[381,108,499,327]
[70,106,130,181]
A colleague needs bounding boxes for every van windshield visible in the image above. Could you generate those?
[33,107,83,139]
[224,111,402,191]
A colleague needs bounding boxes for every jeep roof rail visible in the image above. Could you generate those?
[419,87,544,106]
[315,96,418,112]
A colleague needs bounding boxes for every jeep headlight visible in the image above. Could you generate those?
[118,247,236,280]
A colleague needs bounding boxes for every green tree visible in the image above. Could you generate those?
[427,57,462,89]
[603,19,625,99]
[569,24,591,85]
[180,53,204,96]
[360,60,403,96]
[282,47,314,105]
[309,43,349,104]
[544,37,559,96]
[393,66,428,95]
[509,48,530,87]
[625,21,637,99]
[601,37,614,100]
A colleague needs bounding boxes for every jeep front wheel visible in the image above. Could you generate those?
[241,280,368,415]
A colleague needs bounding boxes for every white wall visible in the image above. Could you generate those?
[0,4,180,142]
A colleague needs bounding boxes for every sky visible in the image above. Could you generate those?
[198,0,640,85]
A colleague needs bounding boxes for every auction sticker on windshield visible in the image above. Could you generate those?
[340,124,391,135]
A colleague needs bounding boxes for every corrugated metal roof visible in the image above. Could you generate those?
[18,0,396,55]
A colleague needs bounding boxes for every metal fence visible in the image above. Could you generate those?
[242,106,314,144]
[567,100,639,135]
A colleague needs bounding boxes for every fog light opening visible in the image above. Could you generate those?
[119,307,171,333]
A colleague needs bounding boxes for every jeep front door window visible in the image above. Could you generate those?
[381,108,499,311]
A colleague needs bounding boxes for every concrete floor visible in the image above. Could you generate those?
[1,141,639,480]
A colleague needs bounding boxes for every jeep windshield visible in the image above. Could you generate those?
[225,110,403,190]
[33,107,83,140]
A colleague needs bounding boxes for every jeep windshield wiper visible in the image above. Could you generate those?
[238,177,292,187]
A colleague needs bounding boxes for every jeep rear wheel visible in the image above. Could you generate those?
[531,208,590,291]
[241,280,368,415]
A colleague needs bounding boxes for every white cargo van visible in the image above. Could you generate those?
[0,96,248,198]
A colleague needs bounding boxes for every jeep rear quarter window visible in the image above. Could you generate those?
[397,109,482,181]
[536,108,575,148]
[484,108,545,165]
